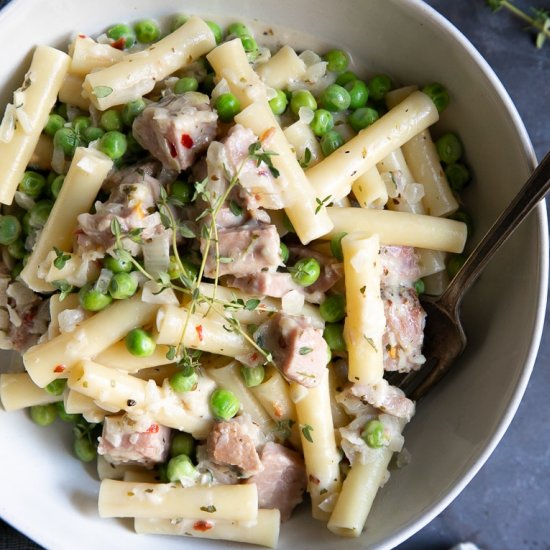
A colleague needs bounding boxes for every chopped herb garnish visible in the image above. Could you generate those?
[229,199,243,217]
[315,194,332,214]
[359,285,366,295]
[52,247,71,270]
[248,141,280,178]
[200,505,217,513]
[273,419,295,440]
[51,279,73,301]
[364,335,377,352]
[299,347,313,355]
[301,423,314,443]
[244,298,260,311]
[93,86,114,98]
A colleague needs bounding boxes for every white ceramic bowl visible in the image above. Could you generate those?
[0,0,547,549]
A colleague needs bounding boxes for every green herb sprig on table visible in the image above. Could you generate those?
[486,0,550,48]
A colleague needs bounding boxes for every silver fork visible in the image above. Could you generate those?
[388,149,550,401]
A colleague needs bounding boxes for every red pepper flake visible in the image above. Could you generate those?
[180,133,194,149]
[111,37,126,50]
[195,325,204,342]
[167,140,177,158]
[78,34,87,39]
[250,353,258,362]
[53,365,66,373]
[23,311,35,323]
[309,474,320,485]
[146,423,160,433]
[193,520,213,532]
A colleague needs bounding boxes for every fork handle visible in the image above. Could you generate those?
[438,148,550,313]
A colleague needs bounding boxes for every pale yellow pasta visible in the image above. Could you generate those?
[305,91,439,201]
[68,360,213,436]
[58,73,90,110]
[416,249,447,278]
[135,509,281,549]
[96,455,143,481]
[20,147,113,292]
[292,370,341,520]
[83,17,216,110]
[96,341,174,373]
[0,46,70,205]
[23,294,158,387]
[155,304,254,357]
[351,167,388,209]
[342,233,385,385]
[207,38,267,108]
[68,34,125,76]
[325,207,467,253]
[0,373,60,411]
[377,149,426,214]
[283,120,324,168]
[98,480,258,521]
[256,45,306,89]
[206,361,274,434]
[132,364,179,384]
[235,101,333,244]
[327,447,394,537]
[64,389,108,422]
[44,252,99,287]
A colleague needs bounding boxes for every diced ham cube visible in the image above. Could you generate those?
[379,245,420,288]
[97,414,171,467]
[247,442,307,522]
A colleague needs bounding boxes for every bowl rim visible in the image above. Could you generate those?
[0,0,548,549]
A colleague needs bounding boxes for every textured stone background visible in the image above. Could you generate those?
[1,1,549,549]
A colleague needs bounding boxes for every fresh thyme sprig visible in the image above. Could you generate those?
[487,0,550,48]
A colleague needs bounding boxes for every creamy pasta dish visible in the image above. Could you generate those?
[0,13,471,548]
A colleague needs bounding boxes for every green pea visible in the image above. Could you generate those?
[28,200,53,229]
[167,454,198,483]
[348,106,379,132]
[79,283,113,312]
[210,388,240,420]
[279,242,289,264]
[170,432,196,458]
[413,279,425,295]
[335,70,358,87]
[104,254,133,273]
[282,212,296,233]
[319,294,346,323]
[7,239,26,260]
[99,110,123,132]
[450,209,474,239]
[200,73,216,95]
[206,20,223,44]
[11,262,23,279]
[168,256,199,282]
[290,257,321,287]
[50,174,65,199]
[82,126,104,144]
[125,328,156,357]
[421,82,450,113]
[330,232,347,261]
[436,132,463,164]
[45,378,67,396]
[174,76,199,94]
[323,49,349,73]
[74,437,96,462]
[445,163,472,193]
[344,79,369,109]
[30,404,57,426]
[310,108,334,137]
[323,323,347,352]
[0,215,21,245]
[447,254,466,279]
[215,93,241,122]
[320,130,344,156]
[269,89,288,116]
[106,23,136,49]
[54,401,80,423]
[290,90,317,115]
[170,180,194,204]
[54,127,79,158]
[319,84,351,112]
[368,74,393,102]
[109,272,138,300]
[240,365,265,388]
[170,14,189,32]
[121,99,146,127]
[361,419,386,448]
[169,368,198,393]
[55,103,68,119]
[43,113,66,137]
[240,35,258,53]
[98,131,127,159]
[18,170,46,198]
[227,22,250,37]
[72,115,91,135]
[134,19,160,43]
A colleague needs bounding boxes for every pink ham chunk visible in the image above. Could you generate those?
[253,313,328,387]
[97,414,171,467]
[247,442,307,522]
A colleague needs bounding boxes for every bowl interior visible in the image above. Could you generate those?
[0,0,546,549]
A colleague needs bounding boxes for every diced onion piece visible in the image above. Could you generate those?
[281,290,305,315]
[94,268,113,294]
[58,308,86,334]
[142,233,170,278]
[0,104,17,143]
[402,183,425,205]
[298,107,314,125]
